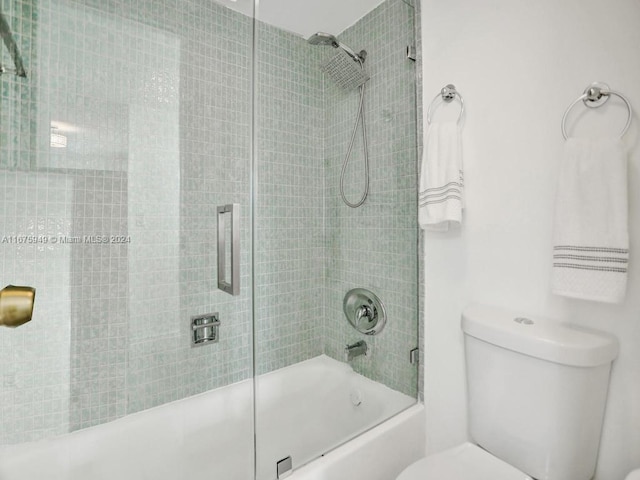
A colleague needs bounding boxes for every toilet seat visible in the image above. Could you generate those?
[626,469,640,480]
[397,442,532,480]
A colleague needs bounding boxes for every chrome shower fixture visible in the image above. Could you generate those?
[307,31,370,208]
[321,50,369,91]
[307,31,338,47]
[307,32,366,64]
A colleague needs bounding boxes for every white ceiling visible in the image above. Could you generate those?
[215,0,386,39]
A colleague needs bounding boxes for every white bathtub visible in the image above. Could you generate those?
[0,355,423,480]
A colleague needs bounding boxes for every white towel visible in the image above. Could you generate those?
[419,121,464,231]
[551,137,629,303]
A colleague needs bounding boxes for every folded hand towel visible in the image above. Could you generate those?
[419,122,464,231]
[551,137,629,303]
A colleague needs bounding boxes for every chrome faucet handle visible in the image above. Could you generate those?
[355,304,376,330]
[343,288,387,336]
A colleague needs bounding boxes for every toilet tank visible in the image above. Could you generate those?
[462,304,618,480]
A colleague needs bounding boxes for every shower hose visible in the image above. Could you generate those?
[340,82,369,208]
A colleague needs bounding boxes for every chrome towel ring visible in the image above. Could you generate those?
[427,84,464,125]
[561,82,632,140]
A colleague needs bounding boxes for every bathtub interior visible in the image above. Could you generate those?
[255,355,416,479]
[0,355,415,480]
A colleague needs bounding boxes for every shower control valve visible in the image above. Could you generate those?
[355,304,375,329]
[343,288,387,336]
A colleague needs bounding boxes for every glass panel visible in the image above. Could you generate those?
[0,1,255,478]
[254,0,419,477]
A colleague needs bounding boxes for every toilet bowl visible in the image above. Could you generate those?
[397,304,618,480]
[626,469,640,480]
[396,443,531,480]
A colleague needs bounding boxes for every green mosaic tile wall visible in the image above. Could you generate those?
[254,23,326,374]
[322,0,419,397]
[253,1,419,392]
[0,0,419,445]
[0,0,254,443]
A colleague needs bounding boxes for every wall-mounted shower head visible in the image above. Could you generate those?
[321,50,369,90]
[307,32,339,48]
[307,31,371,208]
[307,31,365,64]
[308,32,369,90]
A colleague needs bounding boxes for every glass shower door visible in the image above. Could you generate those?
[0,1,255,479]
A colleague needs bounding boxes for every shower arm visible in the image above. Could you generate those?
[307,32,366,64]
[337,42,366,64]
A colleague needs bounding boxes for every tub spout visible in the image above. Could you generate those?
[345,340,367,361]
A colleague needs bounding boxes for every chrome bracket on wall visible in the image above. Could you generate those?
[406,45,416,61]
[409,347,419,365]
[217,203,240,296]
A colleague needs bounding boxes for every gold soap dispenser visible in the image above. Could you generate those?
[0,285,36,328]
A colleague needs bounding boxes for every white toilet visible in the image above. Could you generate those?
[627,470,640,480]
[398,303,619,480]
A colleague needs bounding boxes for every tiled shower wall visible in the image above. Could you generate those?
[0,0,254,443]
[254,23,325,374]
[254,0,419,394]
[0,0,419,445]
[323,0,419,396]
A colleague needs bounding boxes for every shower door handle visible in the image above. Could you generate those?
[217,203,240,296]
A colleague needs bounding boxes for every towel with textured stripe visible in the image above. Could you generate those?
[419,121,463,231]
[551,137,629,303]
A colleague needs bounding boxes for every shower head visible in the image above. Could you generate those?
[307,31,365,64]
[321,50,369,90]
[308,31,369,90]
[307,32,339,48]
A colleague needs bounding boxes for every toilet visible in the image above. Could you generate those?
[627,470,640,480]
[398,303,619,480]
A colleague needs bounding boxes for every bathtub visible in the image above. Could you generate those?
[0,355,423,480]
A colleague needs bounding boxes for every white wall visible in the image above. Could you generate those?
[255,0,385,38]
[421,1,640,479]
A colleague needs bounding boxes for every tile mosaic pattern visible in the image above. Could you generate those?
[0,0,419,446]
[0,170,73,444]
[254,1,420,391]
[174,0,254,405]
[0,0,35,170]
[69,173,128,431]
[254,23,325,374]
[0,0,254,442]
[322,0,419,396]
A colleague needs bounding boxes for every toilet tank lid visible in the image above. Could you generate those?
[461,304,619,367]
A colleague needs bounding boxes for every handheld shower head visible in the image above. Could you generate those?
[307,32,370,208]
[308,31,369,91]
